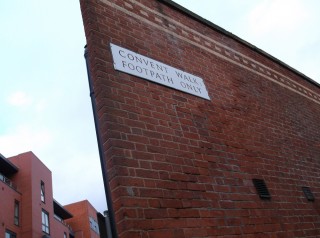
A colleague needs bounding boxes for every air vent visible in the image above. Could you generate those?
[302,187,315,202]
[252,179,271,199]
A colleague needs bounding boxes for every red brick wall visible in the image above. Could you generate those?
[65,200,100,238]
[2,152,78,238]
[52,219,71,238]
[65,201,89,238]
[0,179,21,237]
[80,0,320,237]
[9,152,55,238]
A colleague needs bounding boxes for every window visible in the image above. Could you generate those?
[64,232,67,238]
[42,209,50,234]
[89,216,100,234]
[5,230,16,238]
[41,181,45,203]
[14,200,19,226]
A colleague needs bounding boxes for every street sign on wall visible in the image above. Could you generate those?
[110,43,210,100]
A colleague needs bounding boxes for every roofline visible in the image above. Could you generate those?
[158,0,320,88]
[0,153,19,176]
[53,199,73,219]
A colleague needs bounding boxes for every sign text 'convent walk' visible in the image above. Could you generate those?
[110,43,210,100]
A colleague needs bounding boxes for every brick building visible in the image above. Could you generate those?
[0,152,106,238]
[65,200,102,238]
[80,0,320,237]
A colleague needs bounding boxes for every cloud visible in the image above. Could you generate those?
[0,0,106,214]
[51,151,107,212]
[0,125,52,157]
[247,0,309,37]
[7,91,33,107]
[239,0,320,81]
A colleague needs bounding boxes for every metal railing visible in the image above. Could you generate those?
[0,173,17,190]
[54,214,73,232]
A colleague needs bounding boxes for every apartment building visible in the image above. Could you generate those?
[0,152,106,238]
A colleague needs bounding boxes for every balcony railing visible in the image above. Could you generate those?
[0,173,17,190]
[54,214,73,232]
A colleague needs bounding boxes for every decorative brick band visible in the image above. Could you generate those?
[100,0,320,105]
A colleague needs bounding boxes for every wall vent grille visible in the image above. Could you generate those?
[302,187,315,201]
[252,179,271,199]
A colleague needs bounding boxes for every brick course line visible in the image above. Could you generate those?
[99,0,320,105]
[128,0,318,95]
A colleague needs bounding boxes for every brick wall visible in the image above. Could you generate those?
[65,200,100,238]
[0,179,21,237]
[80,0,320,237]
[9,152,55,238]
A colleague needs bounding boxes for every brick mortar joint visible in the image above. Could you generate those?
[96,0,320,104]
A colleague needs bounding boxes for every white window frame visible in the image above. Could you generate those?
[41,181,45,203]
[42,209,50,234]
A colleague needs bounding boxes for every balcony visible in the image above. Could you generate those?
[54,214,74,234]
[0,172,17,190]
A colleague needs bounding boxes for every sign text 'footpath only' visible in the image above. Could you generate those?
[110,43,210,100]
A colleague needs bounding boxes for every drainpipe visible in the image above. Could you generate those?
[84,45,118,238]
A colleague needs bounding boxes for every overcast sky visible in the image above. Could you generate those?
[1,0,319,213]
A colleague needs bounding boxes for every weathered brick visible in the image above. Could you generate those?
[80,0,320,237]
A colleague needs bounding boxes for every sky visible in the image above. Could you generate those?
[1,0,320,214]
